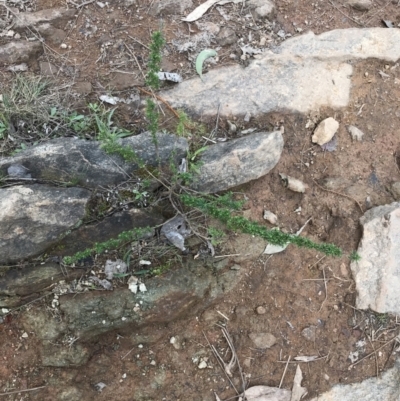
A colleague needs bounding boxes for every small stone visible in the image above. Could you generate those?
[60,43,67,49]
[263,210,278,225]
[21,332,28,338]
[312,117,339,146]
[259,36,267,46]
[391,182,400,199]
[150,360,156,366]
[230,264,241,271]
[340,263,349,277]
[249,332,277,349]
[301,325,317,342]
[217,27,237,46]
[249,0,276,19]
[170,336,181,350]
[244,112,251,122]
[235,306,248,316]
[347,0,373,11]
[347,125,364,141]
[256,306,266,315]
[198,360,208,369]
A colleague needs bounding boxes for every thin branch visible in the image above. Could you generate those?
[279,356,291,388]
[313,179,363,212]
[0,386,46,396]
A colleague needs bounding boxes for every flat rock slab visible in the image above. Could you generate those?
[310,357,400,401]
[275,28,400,62]
[164,28,400,117]
[58,266,242,341]
[351,202,400,314]
[190,131,283,193]
[0,41,42,66]
[0,132,188,189]
[0,185,90,263]
[163,58,352,117]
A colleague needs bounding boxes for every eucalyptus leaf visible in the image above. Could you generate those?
[196,49,217,81]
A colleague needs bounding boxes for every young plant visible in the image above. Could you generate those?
[180,193,343,257]
[145,31,165,90]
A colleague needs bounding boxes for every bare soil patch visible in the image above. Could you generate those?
[1,1,400,400]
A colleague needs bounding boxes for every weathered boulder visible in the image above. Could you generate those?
[351,202,400,314]
[0,185,90,263]
[13,8,76,30]
[310,357,400,401]
[58,265,242,341]
[0,41,42,66]
[0,132,188,189]
[275,28,400,62]
[190,131,283,193]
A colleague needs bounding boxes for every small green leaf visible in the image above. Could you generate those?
[196,49,217,80]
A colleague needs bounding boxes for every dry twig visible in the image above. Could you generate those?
[313,179,363,212]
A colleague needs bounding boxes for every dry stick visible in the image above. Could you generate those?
[349,336,399,368]
[203,331,240,395]
[128,35,150,50]
[327,0,364,26]
[319,267,328,312]
[364,0,392,25]
[279,356,291,388]
[366,334,380,378]
[313,179,364,213]
[0,386,46,396]
[220,326,247,394]
[67,0,95,8]
[137,87,180,119]
[277,355,328,363]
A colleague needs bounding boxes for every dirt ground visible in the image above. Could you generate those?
[2,0,400,400]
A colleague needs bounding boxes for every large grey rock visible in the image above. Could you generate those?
[13,8,75,30]
[0,41,42,66]
[59,266,242,341]
[163,58,352,117]
[190,131,283,193]
[164,28,400,117]
[351,202,400,314]
[0,132,188,189]
[310,357,400,401]
[0,185,90,263]
[275,28,400,62]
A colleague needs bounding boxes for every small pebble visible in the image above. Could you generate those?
[256,306,266,315]
[198,360,208,369]
[60,43,67,49]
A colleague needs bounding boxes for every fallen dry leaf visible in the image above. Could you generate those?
[241,385,291,401]
[182,0,246,22]
[290,365,307,401]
